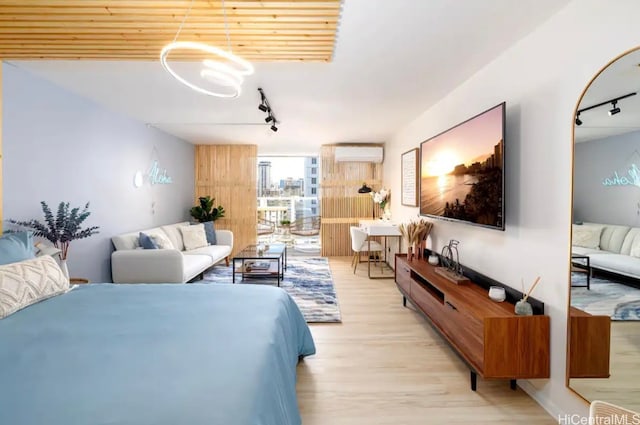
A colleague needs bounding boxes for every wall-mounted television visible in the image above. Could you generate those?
[419,102,505,230]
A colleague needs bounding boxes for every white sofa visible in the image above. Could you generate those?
[572,222,640,279]
[111,221,233,283]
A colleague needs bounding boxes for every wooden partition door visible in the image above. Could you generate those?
[195,145,257,256]
[321,144,383,256]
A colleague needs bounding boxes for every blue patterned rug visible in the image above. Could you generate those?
[571,273,640,320]
[202,257,341,323]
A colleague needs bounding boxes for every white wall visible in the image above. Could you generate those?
[385,0,640,418]
[3,63,195,282]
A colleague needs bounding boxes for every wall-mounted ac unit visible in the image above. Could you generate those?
[334,146,384,163]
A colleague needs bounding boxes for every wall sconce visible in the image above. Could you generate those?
[133,171,144,188]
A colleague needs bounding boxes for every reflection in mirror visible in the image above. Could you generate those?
[568,47,640,411]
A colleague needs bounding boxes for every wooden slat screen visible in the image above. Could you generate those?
[0,0,342,62]
[194,144,257,256]
[320,144,383,256]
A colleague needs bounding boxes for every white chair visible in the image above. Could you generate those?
[350,226,383,274]
[589,400,639,423]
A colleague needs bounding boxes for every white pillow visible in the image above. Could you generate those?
[149,233,175,250]
[180,224,209,251]
[0,255,69,319]
[572,224,603,249]
[630,236,640,258]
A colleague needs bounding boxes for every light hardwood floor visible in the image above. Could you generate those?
[296,257,556,425]
[569,321,640,412]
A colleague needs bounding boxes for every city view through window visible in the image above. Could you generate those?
[257,156,321,254]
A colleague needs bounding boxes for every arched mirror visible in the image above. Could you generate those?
[568,46,640,410]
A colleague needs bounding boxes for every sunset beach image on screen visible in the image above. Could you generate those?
[420,103,505,230]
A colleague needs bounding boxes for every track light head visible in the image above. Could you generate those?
[575,113,582,126]
[265,115,273,123]
[270,125,278,132]
[609,101,621,116]
[258,104,268,112]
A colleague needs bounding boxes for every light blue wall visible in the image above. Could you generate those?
[2,62,195,282]
[574,130,640,227]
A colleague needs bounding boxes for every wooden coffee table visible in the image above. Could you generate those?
[571,254,591,290]
[232,244,287,286]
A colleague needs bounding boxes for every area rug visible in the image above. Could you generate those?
[571,273,640,320]
[202,257,341,323]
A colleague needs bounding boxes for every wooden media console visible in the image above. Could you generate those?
[395,254,550,390]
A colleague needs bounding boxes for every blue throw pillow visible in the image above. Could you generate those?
[139,232,158,249]
[0,231,36,265]
[202,221,217,245]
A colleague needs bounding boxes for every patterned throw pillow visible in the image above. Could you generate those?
[180,224,209,251]
[572,224,603,249]
[149,233,175,250]
[0,255,69,319]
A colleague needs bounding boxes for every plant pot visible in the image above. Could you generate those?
[59,259,69,280]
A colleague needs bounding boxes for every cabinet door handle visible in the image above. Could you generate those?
[403,268,410,273]
[446,301,457,311]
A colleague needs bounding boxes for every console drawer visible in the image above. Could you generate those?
[395,259,412,295]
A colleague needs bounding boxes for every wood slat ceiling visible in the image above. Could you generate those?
[0,0,342,61]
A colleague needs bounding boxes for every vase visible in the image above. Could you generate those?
[59,259,69,280]
[382,204,392,221]
[514,299,533,315]
[407,246,413,261]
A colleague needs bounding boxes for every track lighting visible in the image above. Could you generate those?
[576,91,636,125]
[608,101,621,116]
[257,87,278,132]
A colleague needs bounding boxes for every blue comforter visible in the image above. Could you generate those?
[0,283,316,425]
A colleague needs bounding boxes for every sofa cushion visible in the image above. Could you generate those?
[182,254,212,281]
[160,222,190,252]
[572,246,608,257]
[203,221,217,245]
[180,224,208,251]
[589,252,640,279]
[112,227,164,251]
[0,256,68,319]
[184,245,231,262]
[620,227,640,257]
[0,231,35,266]
[138,232,158,250]
[572,224,604,249]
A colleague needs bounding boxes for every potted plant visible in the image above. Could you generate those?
[190,196,225,222]
[9,201,100,277]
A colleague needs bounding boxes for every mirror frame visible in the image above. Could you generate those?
[565,45,640,400]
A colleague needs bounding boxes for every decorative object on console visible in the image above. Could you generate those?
[8,201,100,278]
[428,254,439,266]
[515,276,541,316]
[488,286,506,302]
[436,239,469,284]
[398,219,433,260]
[190,196,226,222]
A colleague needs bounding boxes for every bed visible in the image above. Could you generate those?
[0,283,316,425]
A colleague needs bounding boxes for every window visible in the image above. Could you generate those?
[311,188,317,195]
[311,167,317,175]
[311,158,317,164]
[311,177,317,184]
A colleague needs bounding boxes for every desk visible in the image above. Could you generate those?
[359,220,402,279]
